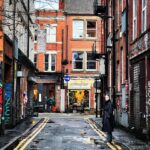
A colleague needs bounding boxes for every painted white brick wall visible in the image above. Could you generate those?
[3,0,35,62]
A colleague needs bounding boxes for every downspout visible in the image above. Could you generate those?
[27,0,30,58]
[126,0,128,80]
[112,0,116,108]
[61,29,64,89]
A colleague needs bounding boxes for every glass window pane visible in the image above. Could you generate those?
[87,21,96,38]
[87,21,96,29]
[73,20,84,38]
[45,54,49,62]
[73,61,83,69]
[45,63,49,71]
[87,62,96,69]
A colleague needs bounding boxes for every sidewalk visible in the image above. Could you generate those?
[0,117,42,150]
[90,117,150,150]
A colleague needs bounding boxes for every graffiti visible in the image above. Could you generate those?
[147,81,150,106]
[4,83,12,124]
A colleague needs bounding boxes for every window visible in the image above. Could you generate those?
[34,30,37,41]
[121,49,124,83]
[86,21,96,38]
[133,0,137,39]
[46,26,56,43]
[73,20,97,39]
[142,0,146,32]
[9,0,12,5]
[34,54,37,67]
[86,53,96,70]
[73,20,84,39]
[121,10,126,33]
[72,52,84,70]
[72,52,97,71]
[45,54,56,72]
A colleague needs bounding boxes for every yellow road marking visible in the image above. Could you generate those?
[85,118,122,150]
[14,118,48,150]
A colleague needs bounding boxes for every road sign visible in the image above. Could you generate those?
[64,75,70,82]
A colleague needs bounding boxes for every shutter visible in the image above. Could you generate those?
[130,59,146,129]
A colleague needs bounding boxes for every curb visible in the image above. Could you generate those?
[1,118,44,150]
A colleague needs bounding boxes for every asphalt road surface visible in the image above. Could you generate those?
[14,113,115,150]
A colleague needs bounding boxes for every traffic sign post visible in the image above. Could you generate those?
[64,75,70,82]
[64,75,70,113]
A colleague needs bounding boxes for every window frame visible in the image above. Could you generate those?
[141,0,146,33]
[133,0,137,40]
[46,25,57,43]
[44,53,56,72]
[86,20,97,39]
[72,51,84,71]
[73,20,84,39]
[86,52,97,71]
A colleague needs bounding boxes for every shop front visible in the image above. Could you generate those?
[68,78,95,113]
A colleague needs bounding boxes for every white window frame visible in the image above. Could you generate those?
[133,0,137,40]
[44,52,56,72]
[86,20,97,39]
[142,0,146,32]
[86,52,97,71]
[72,51,84,71]
[46,25,56,43]
[73,20,84,39]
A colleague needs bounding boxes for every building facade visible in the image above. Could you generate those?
[128,0,150,135]
[0,0,36,132]
[33,3,65,112]
[34,0,104,113]
[63,0,103,113]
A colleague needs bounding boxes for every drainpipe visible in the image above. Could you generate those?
[112,0,116,108]
[27,0,30,58]
[61,29,64,89]
[126,0,128,80]
[12,0,17,126]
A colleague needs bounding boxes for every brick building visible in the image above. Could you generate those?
[63,0,103,113]
[128,0,150,134]
[34,2,65,112]
[0,0,36,132]
[34,0,104,113]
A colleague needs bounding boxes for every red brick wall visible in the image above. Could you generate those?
[35,10,65,72]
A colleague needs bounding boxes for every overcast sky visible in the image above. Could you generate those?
[34,0,59,10]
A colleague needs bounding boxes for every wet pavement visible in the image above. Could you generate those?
[90,117,150,150]
[0,117,42,150]
[24,114,110,150]
[0,113,150,150]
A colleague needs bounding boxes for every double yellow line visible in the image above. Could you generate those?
[14,118,48,150]
[86,118,122,150]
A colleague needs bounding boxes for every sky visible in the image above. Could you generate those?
[34,0,59,10]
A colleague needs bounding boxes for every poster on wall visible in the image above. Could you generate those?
[37,29,46,53]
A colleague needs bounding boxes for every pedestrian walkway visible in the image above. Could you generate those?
[0,117,42,150]
[90,117,150,150]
